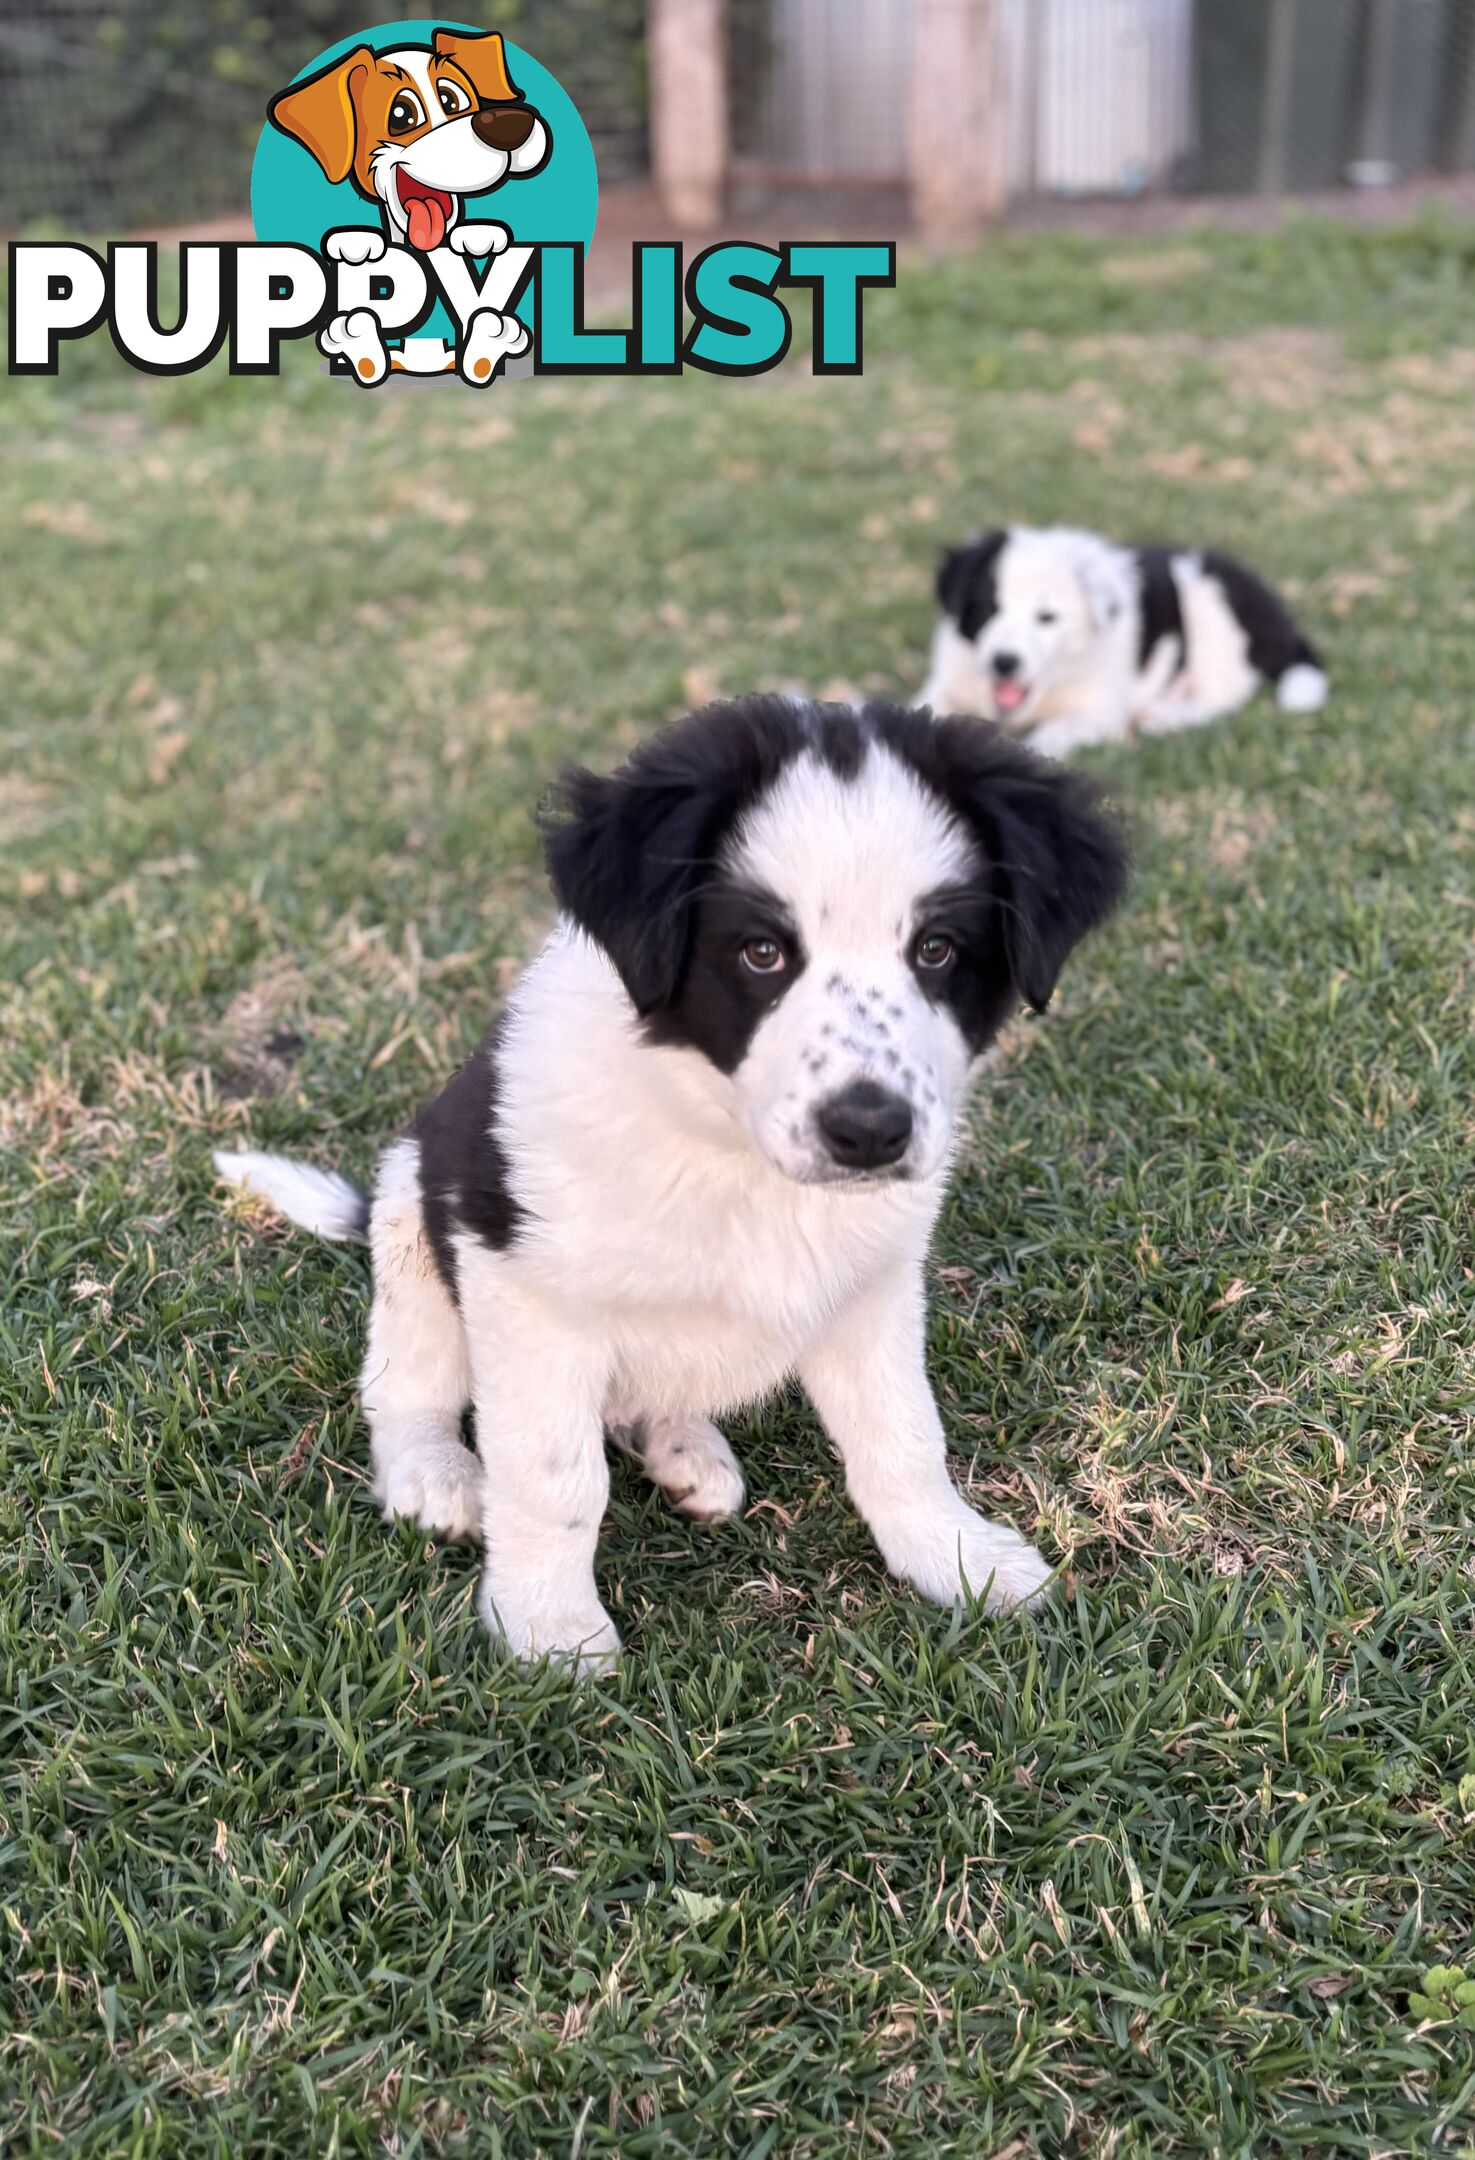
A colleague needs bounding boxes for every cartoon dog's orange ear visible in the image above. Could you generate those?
[269,46,373,185]
[432,28,520,103]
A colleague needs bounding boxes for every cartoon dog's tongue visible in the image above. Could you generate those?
[408,196,446,250]
[397,172,453,252]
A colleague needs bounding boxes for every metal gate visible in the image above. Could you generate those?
[731,0,913,187]
[727,0,1475,207]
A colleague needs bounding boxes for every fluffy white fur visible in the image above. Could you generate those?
[216,703,1124,1674]
[213,1150,366,1242]
[922,524,1328,758]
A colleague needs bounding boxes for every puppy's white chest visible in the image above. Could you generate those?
[553,1171,924,1419]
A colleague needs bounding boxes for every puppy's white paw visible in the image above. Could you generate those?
[319,308,388,385]
[1028,715,1123,761]
[479,1573,621,1675]
[1277,663,1328,714]
[641,1415,746,1522]
[376,1440,484,1542]
[447,222,510,258]
[458,307,529,385]
[325,227,387,266]
[882,1502,1054,1616]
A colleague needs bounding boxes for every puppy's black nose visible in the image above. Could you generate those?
[472,103,537,150]
[991,650,1021,679]
[817,1081,913,1171]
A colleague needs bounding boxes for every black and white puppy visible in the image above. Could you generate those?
[216,698,1127,1672]
[921,524,1328,758]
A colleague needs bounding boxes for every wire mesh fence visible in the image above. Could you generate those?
[728,0,1475,205]
[2,0,1474,235]
[0,0,647,232]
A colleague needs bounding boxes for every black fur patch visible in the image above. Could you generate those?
[542,695,858,1021]
[869,703,1130,1022]
[645,882,806,1073]
[542,695,1128,1072]
[1199,548,1321,680]
[936,530,1006,644]
[1132,546,1186,673]
[412,1024,523,1297]
[904,883,1018,1056]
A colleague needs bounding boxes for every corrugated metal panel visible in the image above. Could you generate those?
[745,0,912,181]
[742,0,1190,197]
[1013,0,1194,195]
[732,0,1474,205]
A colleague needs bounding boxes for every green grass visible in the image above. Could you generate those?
[4,218,1475,2157]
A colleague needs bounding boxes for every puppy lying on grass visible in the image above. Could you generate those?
[922,523,1327,759]
[216,697,1127,1672]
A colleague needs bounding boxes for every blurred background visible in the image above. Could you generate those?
[4,0,1475,241]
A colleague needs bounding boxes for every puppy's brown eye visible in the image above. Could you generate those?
[389,92,424,134]
[741,938,785,976]
[437,80,471,117]
[915,932,955,970]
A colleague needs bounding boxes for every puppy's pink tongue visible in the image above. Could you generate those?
[994,682,1027,713]
[407,196,446,251]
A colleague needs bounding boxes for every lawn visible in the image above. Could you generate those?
[3,216,1475,2157]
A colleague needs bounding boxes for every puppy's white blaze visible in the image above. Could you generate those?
[213,1150,366,1241]
[725,745,978,1184]
[731,744,975,933]
[1277,663,1329,713]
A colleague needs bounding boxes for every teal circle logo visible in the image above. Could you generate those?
[250,17,598,373]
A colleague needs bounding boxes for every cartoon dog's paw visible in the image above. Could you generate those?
[319,308,389,385]
[458,307,530,385]
[447,222,511,259]
[325,228,387,266]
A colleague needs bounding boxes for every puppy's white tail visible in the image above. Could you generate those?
[213,1149,369,1243]
[1277,662,1329,713]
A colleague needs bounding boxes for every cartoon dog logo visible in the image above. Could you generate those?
[269,28,550,383]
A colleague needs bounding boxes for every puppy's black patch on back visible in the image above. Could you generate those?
[936,530,1007,644]
[1132,546,1186,672]
[412,1022,523,1298]
[1199,548,1321,680]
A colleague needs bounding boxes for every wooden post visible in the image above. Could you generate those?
[910,0,1006,244]
[648,0,728,228]
[1258,0,1299,195]
[1354,0,1401,175]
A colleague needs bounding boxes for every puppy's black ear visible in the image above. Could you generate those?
[970,734,1128,1012]
[541,699,803,1015]
[541,764,710,1013]
[879,710,1128,1013]
[936,530,1006,640]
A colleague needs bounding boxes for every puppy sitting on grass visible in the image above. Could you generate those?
[216,698,1127,1672]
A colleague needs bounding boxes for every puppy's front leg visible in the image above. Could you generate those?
[1027,703,1130,760]
[800,1266,1052,1614]
[457,1260,619,1673]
